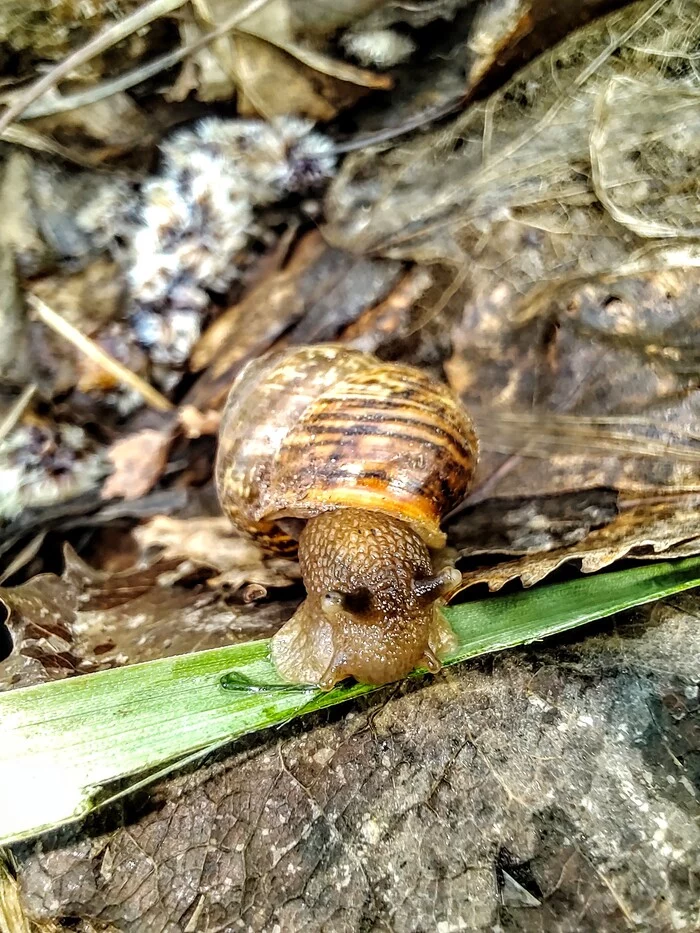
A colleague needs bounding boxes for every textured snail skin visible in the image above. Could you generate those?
[271,509,459,687]
[215,344,478,687]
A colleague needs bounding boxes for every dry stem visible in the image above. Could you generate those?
[29,296,174,413]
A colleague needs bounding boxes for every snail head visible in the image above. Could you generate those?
[271,507,460,688]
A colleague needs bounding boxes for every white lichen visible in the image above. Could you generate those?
[128,116,336,367]
[341,29,416,68]
[129,165,253,306]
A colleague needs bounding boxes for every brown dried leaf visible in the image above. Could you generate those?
[74,325,150,397]
[27,258,124,335]
[0,489,189,575]
[178,405,222,438]
[0,545,294,692]
[233,33,383,119]
[248,30,393,87]
[467,0,535,87]
[101,429,171,501]
[466,0,627,91]
[452,268,700,500]
[0,239,30,390]
[174,0,389,115]
[591,78,700,238]
[26,92,153,158]
[453,492,700,590]
[325,0,700,278]
[187,231,402,409]
[26,258,128,398]
[285,252,402,345]
[340,265,434,353]
[0,151,49,278]
[133,515,300,589]
[449,488,620,556]
[190,230,328,373]
[0,154,36,386]
[0,0,144,62]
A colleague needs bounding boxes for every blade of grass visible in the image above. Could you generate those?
[2,555,700,845]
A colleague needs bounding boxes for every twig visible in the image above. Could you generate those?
[17,50,191,120]
[1,125,107,170]
[0,0,190,137]
[28,296,174,413]
[331,95,467,155]
[0,384,37,444]
[17,0,275,121]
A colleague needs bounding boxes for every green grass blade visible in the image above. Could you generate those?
[2,555,700,845]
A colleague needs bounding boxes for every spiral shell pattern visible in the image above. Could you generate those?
[216,344,478,552]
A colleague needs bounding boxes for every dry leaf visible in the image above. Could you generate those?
[27,258,124,334]
[455,493,700,591]
[187,231,402,409]
[0,151,50,277]
[340,266,434,352]
[0,0,144,61]
[0,238,30,389]
[102,429,171,501]
[0,545,294,691]
[451,266,700,501]
[325,0,700,282]
[449,488,620,557]
[590,77,700,238]
[0,153,40,387]
[247,29,394,87]
[134,515,300,589]
[27,91,153,157]
[173,0,390,116]
[467,0,535,86]
[231,33,385,119]
[0,489,189,577]
[190,230,328,373]
[466,0,627,90]
[178,405,222,438]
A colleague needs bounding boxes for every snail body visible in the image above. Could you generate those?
[215,344,478,687]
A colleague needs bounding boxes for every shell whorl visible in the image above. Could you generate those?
[215,344,478,552]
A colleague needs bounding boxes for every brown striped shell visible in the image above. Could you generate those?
[215,344,478,552]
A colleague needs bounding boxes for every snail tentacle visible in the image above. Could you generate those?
[413,567,462,603]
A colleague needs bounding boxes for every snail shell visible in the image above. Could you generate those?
[215,344,478,688]
[216,344,477,550]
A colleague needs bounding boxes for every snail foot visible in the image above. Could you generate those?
[428,605,459,661]
[271,597,336,686]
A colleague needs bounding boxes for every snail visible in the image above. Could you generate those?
[215,344,478,688]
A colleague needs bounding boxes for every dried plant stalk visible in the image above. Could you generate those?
[29,297,174,412]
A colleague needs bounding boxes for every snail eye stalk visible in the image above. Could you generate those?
[412,567,462,604]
